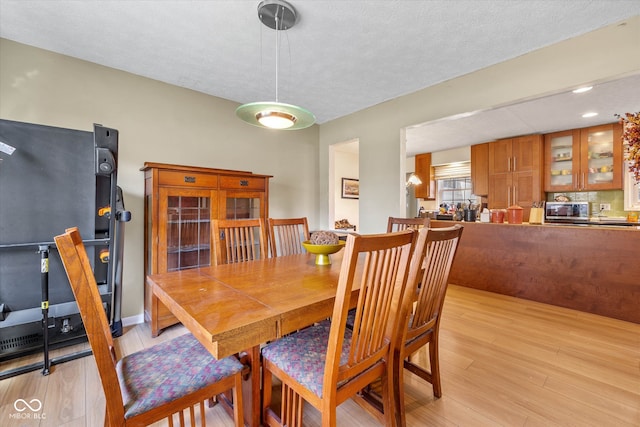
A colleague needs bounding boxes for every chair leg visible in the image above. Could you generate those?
[391,352,406,427]
[262,365,274,425]
[232,374,244,427]
[380,366,400,427]
[429,338,442,398]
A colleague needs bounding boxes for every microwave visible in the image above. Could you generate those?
[545,202,589,223]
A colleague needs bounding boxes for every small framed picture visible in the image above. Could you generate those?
[341,178,359,199]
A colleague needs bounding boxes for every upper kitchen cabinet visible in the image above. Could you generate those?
[414,153,435,199]
[544,123,623,192]
[488,134,543,219]
[471,143,489,196]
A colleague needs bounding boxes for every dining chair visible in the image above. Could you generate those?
[261,229,418,427]
[212,218,268,265]
[54,227,244,427]
[353,224,463,426]
[267,217,310,257]
[387,216,430,232]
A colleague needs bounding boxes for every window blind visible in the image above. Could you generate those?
[433,161,471,179]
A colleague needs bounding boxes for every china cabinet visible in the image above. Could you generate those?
[488,134,544,220]
[142,162,271,336]
[544,123,623,192]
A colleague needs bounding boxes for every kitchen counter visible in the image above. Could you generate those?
[431,220,640,323]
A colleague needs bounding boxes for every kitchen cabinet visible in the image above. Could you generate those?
[471,143,489,196]
[544,123,623,192]
[414,153,435,199]
[142,162,271,336]
[488,134,543,220]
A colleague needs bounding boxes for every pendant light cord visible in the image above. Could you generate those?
[274,7,282,103]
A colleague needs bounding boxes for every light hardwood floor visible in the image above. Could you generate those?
[1,285,638,426]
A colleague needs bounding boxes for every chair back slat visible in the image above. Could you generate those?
[387,216,430,232]
[267,218,310,257]
[54,227,125,422]
[326,230,416,388]
[212,218,267,265]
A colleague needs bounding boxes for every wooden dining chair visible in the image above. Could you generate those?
[261,229,417,427]
[387,216,430,232]
[267,217,310,257]
[54,227,244,427]
[353,224,463,426]
[403,224,463,390]
[212,218,267,265]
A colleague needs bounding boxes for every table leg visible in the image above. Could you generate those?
[219,346,262,427]
[241,345,262,427]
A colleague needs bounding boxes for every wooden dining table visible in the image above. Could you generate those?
[148,251,357,427]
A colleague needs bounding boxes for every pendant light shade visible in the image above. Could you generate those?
[406,173,423,187]
[236,101,315,130]
[236,0,315,130]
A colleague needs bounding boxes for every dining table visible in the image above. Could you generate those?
[148,251,357,427]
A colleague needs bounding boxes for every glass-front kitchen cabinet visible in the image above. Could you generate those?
[142,163,271,336]
[544,123,623,192]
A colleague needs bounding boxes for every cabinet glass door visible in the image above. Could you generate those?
[165,192,211,271]
[550,135,574,187]
[547,132,576,190]
[584,127,615,187]
[224,192,263,219]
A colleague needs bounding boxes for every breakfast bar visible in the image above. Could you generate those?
[430,220,640,323]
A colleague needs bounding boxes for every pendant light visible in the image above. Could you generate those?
[406,173,423,187]
[236,0,315,130]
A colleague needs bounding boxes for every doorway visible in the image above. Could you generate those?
[329,139,359,230]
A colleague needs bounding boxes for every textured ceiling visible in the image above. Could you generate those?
[1,1,639,155]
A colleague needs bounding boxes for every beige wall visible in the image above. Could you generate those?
[1,16,639,320]
[0,38,319,320]
[319,16,640,233]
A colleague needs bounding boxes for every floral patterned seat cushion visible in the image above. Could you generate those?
[261,321,352,398]
[345,308,356,329]
[116,333,243,419]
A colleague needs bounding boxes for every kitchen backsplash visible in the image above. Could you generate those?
[546,190,626,217]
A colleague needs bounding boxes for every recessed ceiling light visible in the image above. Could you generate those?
[572,86,593,94]
[582,112,598,118]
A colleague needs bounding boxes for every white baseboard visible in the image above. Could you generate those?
[122,314,144,327]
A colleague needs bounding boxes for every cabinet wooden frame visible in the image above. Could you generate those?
[544,123,623,192]
[471,143,489,196]
[414,153,435,200]
[142,162,271,337]
[488,134,543,221]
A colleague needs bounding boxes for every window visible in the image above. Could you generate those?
[433,162,479,209]
[437,177,476,209]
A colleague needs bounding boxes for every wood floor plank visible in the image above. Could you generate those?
[1,284,638,426]
[40,356,85,426]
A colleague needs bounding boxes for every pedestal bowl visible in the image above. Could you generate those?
[302,240,346,265]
